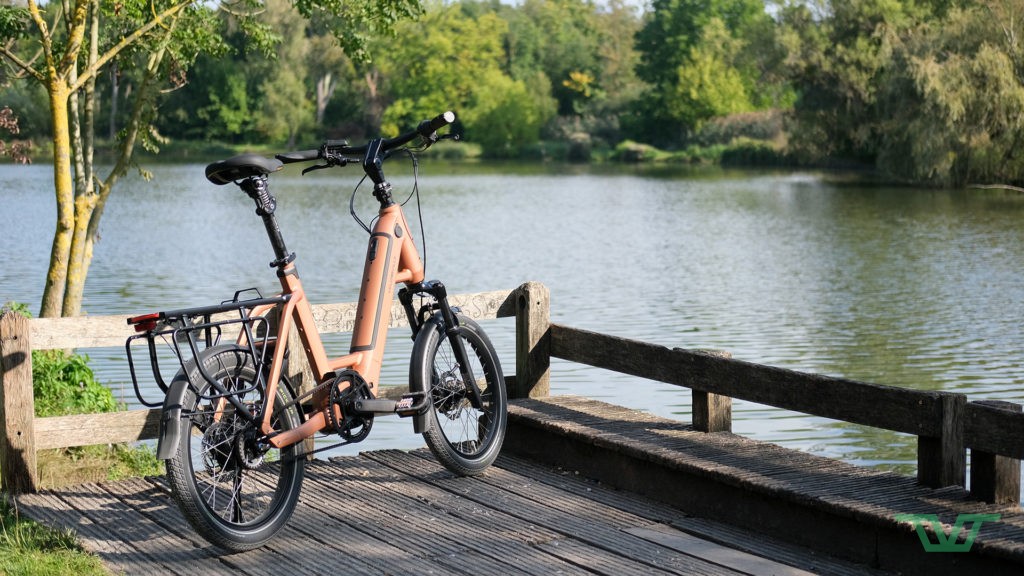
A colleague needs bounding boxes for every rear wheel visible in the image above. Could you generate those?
[411,315,507,476]
[165,345,305,551]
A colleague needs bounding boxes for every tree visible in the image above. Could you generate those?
[372,2,553,155]
[777,0,931,164]
[671,18,755,131]
[0,0,213,318]
[877,1,1024,185]
[633,0,773,145]
[777,0,1024,185]
[0,0,421,318]
[256,0,313,147]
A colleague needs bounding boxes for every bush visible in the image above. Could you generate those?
[694,109,785,147]
[720,138,788,167]
[31,350,119,418]
[611,140,668,162]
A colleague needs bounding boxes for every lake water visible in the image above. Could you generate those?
[3,161,1023,492]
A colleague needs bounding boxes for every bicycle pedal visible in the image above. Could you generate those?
[394,392,429,418]
[352,398,396,415]
[353,393,429,417]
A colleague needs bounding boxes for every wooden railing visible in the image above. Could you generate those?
[548,323,1024,506]
[3,279,1022,507]
[0,282,551,494]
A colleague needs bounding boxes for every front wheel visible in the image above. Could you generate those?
[410,315,507,476]
[164,345,305,552]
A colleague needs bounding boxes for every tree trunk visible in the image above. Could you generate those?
[39,80,74,319]
[109,64,119,140]
[316,72,335,125]
[364,69,383,131]
[61,2,101,319]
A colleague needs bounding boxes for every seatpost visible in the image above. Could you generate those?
[241,175,295,270]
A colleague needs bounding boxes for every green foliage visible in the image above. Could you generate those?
[780,0,1024,185]
[1,301,31,318]
[10,0,1022,184]
[720,137,787,166]
[693,109,785,147]
[109,444,164,480]
[0,6,29,45]
[464,70,549,157]
[876,2,1024,186]
[2,301,119,417]
[671,18,755,131]
[611,140,671,162]
[291,0,422,63]
[374,3,555,156]
[632,0,780,145]
[31,350,119,418]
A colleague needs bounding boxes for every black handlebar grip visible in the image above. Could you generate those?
[276,150,319,164]
[418,111,456,137]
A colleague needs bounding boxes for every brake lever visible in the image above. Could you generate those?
[301,164,332,175]
[301,155,353,175]
[415,131,459,152]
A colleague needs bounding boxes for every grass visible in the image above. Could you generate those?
[1,495,109,576]
[1,445,162,576]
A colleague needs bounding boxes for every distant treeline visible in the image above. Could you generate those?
[5,0,1023,187]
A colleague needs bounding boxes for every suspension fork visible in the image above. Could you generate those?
[400,280,484,409]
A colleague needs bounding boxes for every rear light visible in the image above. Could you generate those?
[127,312,161,332]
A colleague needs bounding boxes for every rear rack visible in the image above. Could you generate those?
[125,290,290,408]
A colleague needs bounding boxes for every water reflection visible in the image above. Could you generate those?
[2,163,1022,490]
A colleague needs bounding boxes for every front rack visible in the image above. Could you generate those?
[125,289,290,408]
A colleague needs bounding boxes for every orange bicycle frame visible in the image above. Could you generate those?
[257,200,425,449]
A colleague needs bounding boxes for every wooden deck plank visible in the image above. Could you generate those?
[535,537,688,576]
[492,452,689,524]
[19,482,232,576]
[494,452,889,576]
[363,449,748,575]
[269,460,481,575]
[626,524,818,576]
[304,456,593,575]
[669,517,890,576]
[104,477,356,576]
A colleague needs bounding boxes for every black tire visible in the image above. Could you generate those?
[165,345,305,551]
[410,315,507,476]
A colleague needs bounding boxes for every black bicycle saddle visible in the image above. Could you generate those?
[205,153,283,185]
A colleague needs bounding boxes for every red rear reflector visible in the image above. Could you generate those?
[128,313,160,332]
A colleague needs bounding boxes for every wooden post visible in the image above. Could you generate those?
[687,349,733,433]
[0,312,38,494]
[970,400,1022,505]
[512,281,550,399]
[917,393,966,489]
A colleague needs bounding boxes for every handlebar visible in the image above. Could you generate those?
[275,111,456,167]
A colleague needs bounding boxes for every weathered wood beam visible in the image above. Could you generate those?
[968,400,1023,505]
[29,289,517,350]
[1,312,38,493]
[551,323,950,437]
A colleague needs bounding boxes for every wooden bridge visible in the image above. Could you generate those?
[3,282,1024,575]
